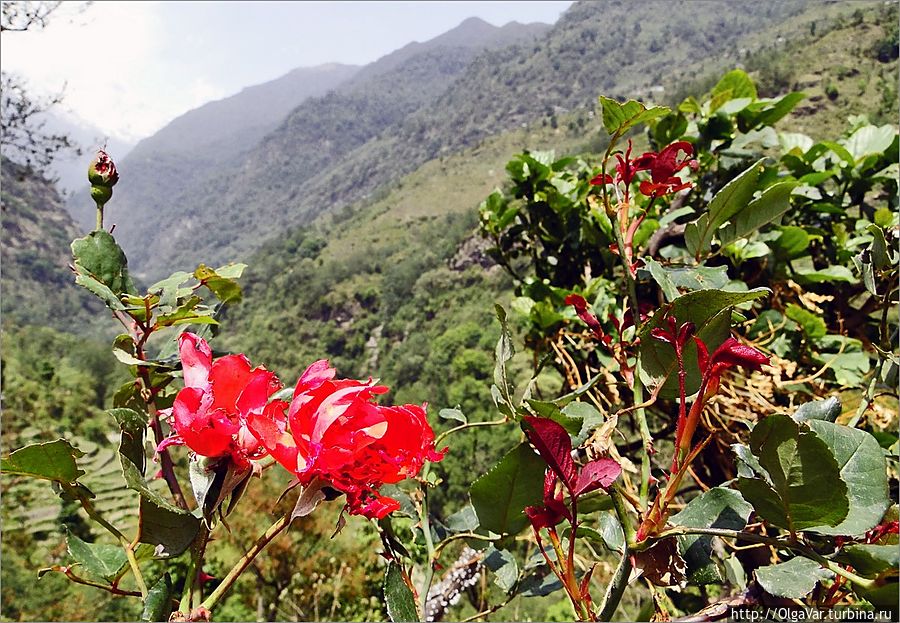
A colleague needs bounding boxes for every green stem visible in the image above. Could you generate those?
[64,483,148,598]
[179,525,210,612]
[611,208,652,510]
[609,484,637,546]
[95,203,104,231]
[200,513,292,611]
[432,532,497,559]
[419,465,437,621]
[597,547,633,621]
[434,417,507,448]
[122,538,148,599]
[652,526,876,590]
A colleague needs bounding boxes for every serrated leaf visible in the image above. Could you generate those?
[138,496,200,558]
[470,443,546,535]
[194,264,243,304]
[755,557,832,598]
[806,420,890,536]
[1,439,85,483]
[671,487,753,585]
[66,528,128,582]
[598,512,625,554]
[737,415,848,532]
[598,96,669,136]
[384,562,417,622]
[141,573,173,622]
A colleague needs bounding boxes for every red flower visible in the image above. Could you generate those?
[248,360,445,519]
[158,333,282,467]
[636,141,698,197]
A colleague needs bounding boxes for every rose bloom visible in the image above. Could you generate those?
[158,333,282,467]
[249,360,446,519]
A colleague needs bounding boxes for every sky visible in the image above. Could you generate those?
[1,1,572,144]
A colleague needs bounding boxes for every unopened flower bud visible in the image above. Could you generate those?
[88,149,119,187]
[88,150,119,215]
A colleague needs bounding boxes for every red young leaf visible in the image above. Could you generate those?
[522,416,577,492]
[573,457,621,496]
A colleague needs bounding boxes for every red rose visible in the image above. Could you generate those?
[248,360,445,519]
[158,333,282,466]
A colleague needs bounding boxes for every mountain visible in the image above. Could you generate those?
[64,62,361,231]
[1,159,99,329]
[107,17,552,280]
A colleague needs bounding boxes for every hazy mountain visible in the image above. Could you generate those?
[106,17,552,280]
[64,62,361,231]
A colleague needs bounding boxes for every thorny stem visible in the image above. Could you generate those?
[200,513,293,611]
[47,566,144,599]
[180,525,211,613]
[134,333,189,510]
[597,545,633,621]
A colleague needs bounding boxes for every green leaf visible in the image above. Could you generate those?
[384,562,418,623]
[66,529,128,582]
[120,453,184,515]
[141,573,173,622]
[439,408,467,425]
[598,96,669,136]
[598,512,625,554]
[747,91,806,128]
[806,420,889,536]
[71,230,136,304]
[484,546,518,593]
[793,265,856,283]
[156,296,218,328]
[194,264,243,304]
[492,305,516,418]
[1,439,85,483]
[719,181,797,247]
[842,124,897,161]
[446,504,480,532]
[755,557,832,599]
[108,407,147,475]
[639,288,769,398]
[470,443,546,535]
[644,259,731,302]
[773,226,811,259]
[785,304,827,340]
[137,496,200,558]
[73,272,127,311]
[835,545,899,577]
[710,70,758,110]
[792,396,841,423]
[737,415,848,532]
[147,272,192,309]
[685,159,765,257]
[671,487,753,585]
